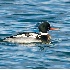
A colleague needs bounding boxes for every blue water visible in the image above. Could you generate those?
[0,0,70,69]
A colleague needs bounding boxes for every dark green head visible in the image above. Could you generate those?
[38,21,50,33]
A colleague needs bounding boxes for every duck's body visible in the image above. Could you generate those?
[4,32,51,43]
[4,21,58,44]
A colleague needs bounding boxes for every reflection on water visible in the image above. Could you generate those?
[0,0,70,69]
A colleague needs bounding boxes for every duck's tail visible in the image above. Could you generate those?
[0,38,4,42]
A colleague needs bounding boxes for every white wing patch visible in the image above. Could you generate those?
[4,33,42,43]
[13,33,38,38]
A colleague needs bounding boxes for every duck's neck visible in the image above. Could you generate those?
[39,32,51,42]
[40,32,48,35]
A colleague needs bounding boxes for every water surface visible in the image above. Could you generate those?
[0,0,70,69]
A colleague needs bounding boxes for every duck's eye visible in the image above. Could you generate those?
[48,27,50,31]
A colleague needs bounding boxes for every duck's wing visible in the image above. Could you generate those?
[3,32,41,43]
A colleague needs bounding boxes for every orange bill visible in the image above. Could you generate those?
[50,27,59,30]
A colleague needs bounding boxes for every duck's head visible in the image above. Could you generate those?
[38,21,59,42]
[38,21,59,33]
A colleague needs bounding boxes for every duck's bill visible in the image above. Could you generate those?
[50,27,59,30]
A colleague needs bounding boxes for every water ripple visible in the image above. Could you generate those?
[0,0,70,69]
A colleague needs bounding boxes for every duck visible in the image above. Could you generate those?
[3,21,59,44]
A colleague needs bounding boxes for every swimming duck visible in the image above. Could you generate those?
[4,21,59,44]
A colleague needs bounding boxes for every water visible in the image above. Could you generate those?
[0,0,70,69]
